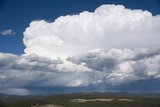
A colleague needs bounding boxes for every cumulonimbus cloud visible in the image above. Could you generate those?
[0,4,160,95]
[23,4,160,59]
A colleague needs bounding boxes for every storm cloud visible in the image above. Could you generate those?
[0,48,160,95]
[0,4,160,95]
[23,4,160,59]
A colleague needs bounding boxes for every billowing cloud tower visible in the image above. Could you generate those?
[0,4,160,95]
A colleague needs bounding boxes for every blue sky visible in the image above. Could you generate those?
[0,0,160,95]
[0,0,160,55]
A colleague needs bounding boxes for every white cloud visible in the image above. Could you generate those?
[23,4,160,59]
[0,4,160,95]
[0,29,15,36]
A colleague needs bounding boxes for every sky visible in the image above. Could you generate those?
[0,0,160,95]
[0,0,160,54]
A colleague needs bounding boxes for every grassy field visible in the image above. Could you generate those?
[1,93,160,107]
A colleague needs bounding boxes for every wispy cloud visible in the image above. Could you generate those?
[0,29,16,36]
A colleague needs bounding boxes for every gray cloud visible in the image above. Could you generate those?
[0,48,160,95]
[68,48,160,84]
[0,53,92,95]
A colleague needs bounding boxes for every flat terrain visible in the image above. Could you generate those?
[1,92,160,107]
[32,104,63,107]
[71,98,133,102]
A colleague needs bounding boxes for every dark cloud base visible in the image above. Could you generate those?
[0,48,160,95]
[24,78,160,95]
